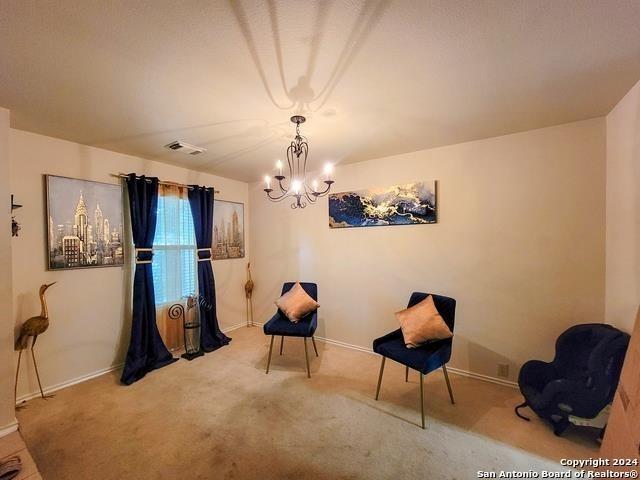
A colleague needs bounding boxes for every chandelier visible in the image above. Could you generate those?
[263,115,334,209]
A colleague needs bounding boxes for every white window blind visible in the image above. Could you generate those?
[152,190,197,305]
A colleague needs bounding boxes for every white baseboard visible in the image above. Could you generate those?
[314,333,378,355]
[445,366,517,388]
[16,363,125,404]
[221,321,251,333]
[0,420,18,439]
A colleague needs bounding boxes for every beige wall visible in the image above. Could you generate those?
[605,79,640,333]
[250,118,606,382]
[10,129,249,400]
[0,108,16,433]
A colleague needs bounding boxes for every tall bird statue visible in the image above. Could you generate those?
[244,262,254,327]
[15,282,56,405]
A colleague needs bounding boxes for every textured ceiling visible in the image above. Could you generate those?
[1,0,640,182]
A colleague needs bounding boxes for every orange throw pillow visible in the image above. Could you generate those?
[396,295,452,348]
[275,283,320,323]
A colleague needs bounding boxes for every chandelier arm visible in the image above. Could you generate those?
[301,146,312,200]
[300,141,309,184]
[264,189,290,202]
[297,141,319,196]
[287,143,296,179]
[304,190,317,203]
[276,177,288,193]
[311,182,334,197]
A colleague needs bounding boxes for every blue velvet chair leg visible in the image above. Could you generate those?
[279,336,284,355]
[311,337,319,357]
[303,338,311,378]
[420,373,425,429]
[375,357,386,400]
[266,335,275,374]
[405,366,409,382]
[442,365,455,404]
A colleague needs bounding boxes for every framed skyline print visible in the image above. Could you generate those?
[46,175,125,270]
[213,199,245,260]
[328,181,437,228]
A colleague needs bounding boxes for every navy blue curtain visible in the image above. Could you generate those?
[121,174,177,385]
[188,186,231,352]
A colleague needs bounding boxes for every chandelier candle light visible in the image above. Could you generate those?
[264,115,335,209]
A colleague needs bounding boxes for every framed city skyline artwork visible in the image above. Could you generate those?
[46,175,125,270]
[213,199,244,260]
[328,181,437,228]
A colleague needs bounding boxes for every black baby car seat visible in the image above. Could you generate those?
[515,323,629,436]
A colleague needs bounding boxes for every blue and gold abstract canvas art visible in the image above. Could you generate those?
[328,181,437,228]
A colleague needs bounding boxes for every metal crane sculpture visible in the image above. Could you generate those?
[14,282,56,405]
[244,262,254,327]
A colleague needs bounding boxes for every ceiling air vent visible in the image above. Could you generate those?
[164,141,207,156]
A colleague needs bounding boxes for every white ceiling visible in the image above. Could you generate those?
[1,0,640,182]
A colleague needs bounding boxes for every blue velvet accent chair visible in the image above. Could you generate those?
[373,292,456,428]
[263,282,319,378]
[515,323,629,436]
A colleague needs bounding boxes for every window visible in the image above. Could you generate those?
[152,188,197,305]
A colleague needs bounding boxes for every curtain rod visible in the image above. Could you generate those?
[111,173,220,194]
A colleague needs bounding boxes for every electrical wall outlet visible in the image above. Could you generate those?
[498,364,509,378]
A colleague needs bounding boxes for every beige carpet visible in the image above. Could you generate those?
[17,327,598,479]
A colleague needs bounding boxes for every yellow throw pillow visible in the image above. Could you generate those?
[275,283,320,323]
[395,295,452,348]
